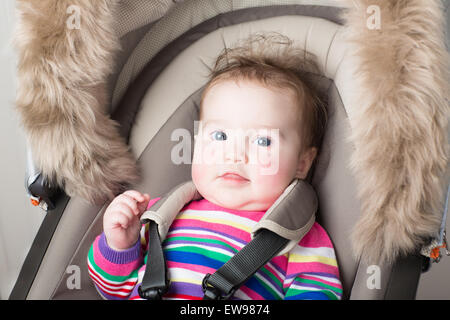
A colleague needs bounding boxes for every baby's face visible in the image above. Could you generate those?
[192,79,308,211]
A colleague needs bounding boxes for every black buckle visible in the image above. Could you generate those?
[138,281,169,300]
[201,273,235,300]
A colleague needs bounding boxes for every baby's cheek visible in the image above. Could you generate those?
[191,164,199,181]
[254,165,289,186]
[195,140,223,166]
[251,173,286,207]
[192,163,207,186]
[254,151,272,168]
[250,148,280,176]
[250,152,294,200]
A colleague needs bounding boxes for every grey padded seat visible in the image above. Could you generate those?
[16,1,425,300]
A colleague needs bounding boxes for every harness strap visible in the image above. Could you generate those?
[202,229,289,300]
[138,221,169,299]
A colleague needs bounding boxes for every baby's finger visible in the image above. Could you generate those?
[137,193,151,213]
[113,202,137,222]
[117,194,140,215]
[123,190,145,202]
[111,210,131,229]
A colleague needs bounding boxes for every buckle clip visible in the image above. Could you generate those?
[443,231,450,257]
[201,273,235,300]
[30,195,48,211]
[422,231,449,263]
[138,281,169,300]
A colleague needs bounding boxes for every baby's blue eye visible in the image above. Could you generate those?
[211,130,227,141]
[255,137,271,147]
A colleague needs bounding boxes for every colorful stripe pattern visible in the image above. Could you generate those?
[88,198,342,300]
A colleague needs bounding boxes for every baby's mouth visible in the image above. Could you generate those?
[218,172,250,183]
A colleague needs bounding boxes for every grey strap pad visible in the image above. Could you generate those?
[140,181,203,238]
[252,179,317,255]
[141,179,316,256]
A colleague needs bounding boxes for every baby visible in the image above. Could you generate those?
[88,34,342,300]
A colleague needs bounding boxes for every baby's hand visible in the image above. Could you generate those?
[103,190,150,251]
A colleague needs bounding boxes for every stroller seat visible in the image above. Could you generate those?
[11,0,448,300]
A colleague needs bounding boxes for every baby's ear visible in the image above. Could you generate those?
[295,147,317,179]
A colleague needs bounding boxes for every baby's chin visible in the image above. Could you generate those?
[192,174,281,211]
[201,188,274,212]
[212,198,269,211]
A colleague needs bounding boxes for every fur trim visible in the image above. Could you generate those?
[340,0,450,263]
[14,0,449,263]
[14,0,139,204]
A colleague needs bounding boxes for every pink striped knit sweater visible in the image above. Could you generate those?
[88,198,342,300]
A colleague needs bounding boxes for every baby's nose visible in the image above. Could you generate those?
[224,136,249,164]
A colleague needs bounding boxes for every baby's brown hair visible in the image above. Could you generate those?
[200,33,327,154]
